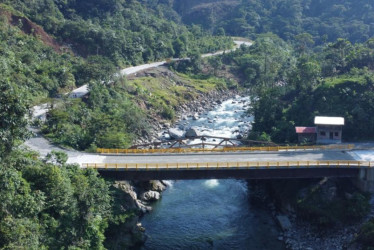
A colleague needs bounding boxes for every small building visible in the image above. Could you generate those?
[314,116,345,144]
[295,127,316,144]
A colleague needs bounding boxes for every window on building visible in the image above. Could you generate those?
[335,132,339,137]
[320,131,326,136]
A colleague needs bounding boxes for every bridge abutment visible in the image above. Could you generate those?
[355,168,374,193]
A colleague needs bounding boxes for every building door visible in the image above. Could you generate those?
[329,132,333,140]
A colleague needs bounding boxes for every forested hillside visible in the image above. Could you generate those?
[1,0,232,65]
[169,0,374,43]
[0,0,233,150]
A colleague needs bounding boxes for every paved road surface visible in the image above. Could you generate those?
[77,150,353,165]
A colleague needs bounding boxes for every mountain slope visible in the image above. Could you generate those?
[170,0,374,43]
[2,0,232,66]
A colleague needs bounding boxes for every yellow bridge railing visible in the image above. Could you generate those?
[96,144,354,154]
[82,160,372,170]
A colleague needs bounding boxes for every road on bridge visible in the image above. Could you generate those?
[82,150,367,180]
[80,150,353,166]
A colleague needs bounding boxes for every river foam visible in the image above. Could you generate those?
[204,179,219,188]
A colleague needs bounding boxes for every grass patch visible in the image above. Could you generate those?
[127,72,228,120]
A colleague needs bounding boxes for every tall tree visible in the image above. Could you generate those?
[0,80,29,156]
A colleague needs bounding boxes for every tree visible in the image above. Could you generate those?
[323,38,352,75]
[44,151,68,166]
[295,32,314,55]
[0,80,30,156]
[289,56,321,93]
[173,37,186,58]
[0,164,43,249]
[208,56,222,76]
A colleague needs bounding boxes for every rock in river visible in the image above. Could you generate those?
[168,128,185,139]
[141,191,161,201]
[185,127,200,138]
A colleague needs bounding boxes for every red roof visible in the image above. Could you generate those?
[295,127,316,134]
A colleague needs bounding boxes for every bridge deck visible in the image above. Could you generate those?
[78,147,374,180]
[84,160,372,171]
[89,150,353,165]
[83,160,372,180]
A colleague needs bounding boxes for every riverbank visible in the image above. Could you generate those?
[251,178,374,250]
[128,66,248,145]
[104,179,171,248]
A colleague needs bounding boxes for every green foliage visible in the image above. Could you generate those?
[0,0,233,151]
[44,150,68,166]
[267,179,370,230]
[247,131,272,143]
[0,14,83,102]
[221,33,293,91]
[75,55,117,87]
[0,80,30,155]
[3,1,232,67]
[0,150,115,249]
[43,81,147,150]
[245,36,374,143]
[171,0,374,44]
[357,218,374,249]
[0,164,43,249]
[161,103,175,120]
[297,191,370,228]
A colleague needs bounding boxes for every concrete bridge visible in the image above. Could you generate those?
[84,160,367,181]
[80,146,374,191]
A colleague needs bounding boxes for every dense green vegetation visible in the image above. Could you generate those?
[357,218,374,249]
[216,33,374,142]
[0,82,109,248]
[170,0,374,44]
[0,77,135,249]
[0,11,81,103]
[42,80,148,150]
[2,0,233,65]
[0,148,141,249]
[0,0,233,149]
[262,179,370,229]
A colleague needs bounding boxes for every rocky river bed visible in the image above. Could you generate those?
[161,94,253,142]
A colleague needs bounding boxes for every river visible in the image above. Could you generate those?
[140,96,285,249]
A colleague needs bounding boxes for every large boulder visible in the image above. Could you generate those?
[141,191,161,201]
[134,180,167,192]
[168,128,185,139]
[149,180,167,192]
[185,127,200,138]
[113,181,138,210]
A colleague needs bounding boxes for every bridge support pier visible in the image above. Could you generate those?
[355,168,374,193]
